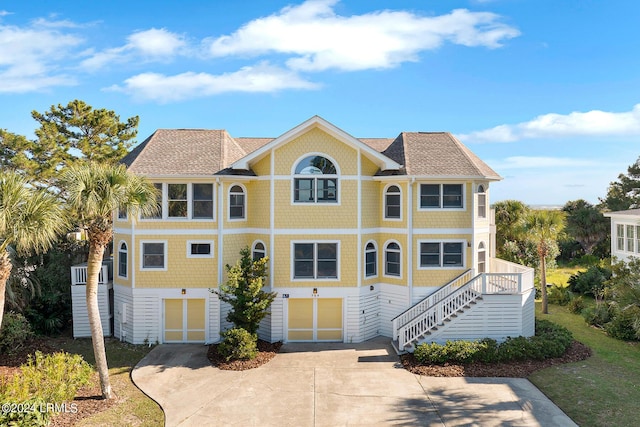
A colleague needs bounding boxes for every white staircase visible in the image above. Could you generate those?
[392,265,528,353]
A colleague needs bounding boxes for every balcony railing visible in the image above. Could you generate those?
[71,264,110,285]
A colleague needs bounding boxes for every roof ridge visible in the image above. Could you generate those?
[446,133,500,178]
[400,132,411,173]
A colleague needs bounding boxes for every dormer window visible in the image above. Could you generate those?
[293,155,338,203]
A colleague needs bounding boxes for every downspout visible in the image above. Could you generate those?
[408,177,414,304]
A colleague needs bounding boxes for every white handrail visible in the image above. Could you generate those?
[397,275,483,349]
[71,264,109,285]
[392,270,473,340]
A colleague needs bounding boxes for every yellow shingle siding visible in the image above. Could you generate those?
[247,180,270,229]
[135,234,217,289]
[361,181,380,229]
[273,128,357,175]
[272,234,357,288]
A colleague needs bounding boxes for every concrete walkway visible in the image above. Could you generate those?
[132,337,577,427]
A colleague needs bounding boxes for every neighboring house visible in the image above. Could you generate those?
[605,209,640,263]
[70,116,534,352]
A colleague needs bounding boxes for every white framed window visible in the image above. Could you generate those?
[252,241,267,261]
[192,183,214,219]
[477,184,487,219]
[141,241,167,271]
[229,184,246,220]
[292,154,339,204]
[627,225,635,252]
[118,241,128,278]
[477,241,486,273]
[117,207,127,220]
[365,241,377,278]
[142,183,163,219]
[384,241,401,278]
[419,183,464,209]
[418,240,465,269]
[636,226,640,254]
[384,185,401,220]
[292,242,339,280]
[187,240,214,258]
[617,224,625,251]
[168,183,188,218]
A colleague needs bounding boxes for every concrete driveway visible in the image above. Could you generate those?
[132,337,577,426]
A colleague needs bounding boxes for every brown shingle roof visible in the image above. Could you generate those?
[121,124,500,180]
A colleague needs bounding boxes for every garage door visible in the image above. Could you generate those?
[164,299,206,343]
[287,298,342,342]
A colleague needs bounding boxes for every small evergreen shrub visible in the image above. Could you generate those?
[568,296,586,314]
[547,285,572,306]
[568,266,612,297]
[0,351,93,403]
[582,304,612,328]
[605,306,640,341]
[413,320,573,364]
[218,328,258,361]
[0,312,34,354]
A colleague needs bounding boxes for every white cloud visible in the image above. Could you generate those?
[206,0,520,72]
[108,63,319,103]
[459,104,640,142]
[489,156,599,170]
[81,28,187,71]
[0,19,83,92]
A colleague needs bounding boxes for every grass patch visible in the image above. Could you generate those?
[531,303,640,427]
[53,337,163,427]
[545,266,585,288]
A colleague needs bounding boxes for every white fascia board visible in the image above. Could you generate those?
[230,116,402,172]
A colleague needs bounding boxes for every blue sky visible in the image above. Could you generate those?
[1,0,639,206]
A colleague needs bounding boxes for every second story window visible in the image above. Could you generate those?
[384,185,401,219]
[252,241,266,261]
[477,185,487,218]
[142,183,163,219]
[384,242,401,277]
[420,184,464,209]
[293,155,338,203]
[193,183,214,219]
[168,184,187,218]
[118,242,128,278]
[365,242,377,277]
[229,185,245,220]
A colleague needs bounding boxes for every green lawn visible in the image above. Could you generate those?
[531,303,640,427]
[544,266,585,288]
[54,337,164,427]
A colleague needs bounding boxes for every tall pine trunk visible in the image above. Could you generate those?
[0,251,12,329]
[86,241,112,399]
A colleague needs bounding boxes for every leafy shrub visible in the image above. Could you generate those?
[0,351,93,403]
[217,328,258,361]
[0,312,34,354]
[413,320,573,364]
[568,266,612,297]
[547,285,572,306]
[582,303,612,327]
[605,306,640,341]
[568,296,586,314]
[0,397,51,427]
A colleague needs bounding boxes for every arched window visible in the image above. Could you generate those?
[252,241,266,261]
[293,155,338,203]
[478,242,486,273]
[229,185,245,220]
[118,242,128,278]
[477,184,487,219]
[384,185,401,219]
[365,242,377,277]
[384,242,401,277]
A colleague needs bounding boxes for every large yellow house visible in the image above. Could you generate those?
[71,116,534,351]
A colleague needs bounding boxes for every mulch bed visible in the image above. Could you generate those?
[207,340,282,370]
[401,340,593,377]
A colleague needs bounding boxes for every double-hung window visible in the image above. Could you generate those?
[477,185,487,218]
[293,156,338,203]
[168,184,187,218]
[365,242,377,277]
[229,185,245,219]
[252,241,266,261]
[118,242,128,278]
[142,242,166,270]
[419,241,464,268]
[192,183,214,219]
[420,184,463,209]
[627,225,635,252]
[617,224,625,251]
[384,185,401,219]
[384,242,401,277]
[142,183,163,219]
[293,243,338,279]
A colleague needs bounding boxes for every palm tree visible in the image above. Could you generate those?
[0,172,65,329]
[523,210,566,314]
[63,163,158,399]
